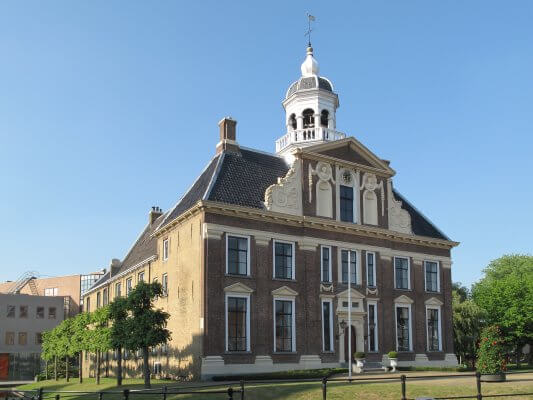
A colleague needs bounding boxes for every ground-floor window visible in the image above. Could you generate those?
[275,299,295,352]
[427,307,441,351]
[321,299,333,352]
[367,302,378,352]
[396,305,411,352]
[226,295,249,352]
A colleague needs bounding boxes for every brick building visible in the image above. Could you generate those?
[83,45,459,379]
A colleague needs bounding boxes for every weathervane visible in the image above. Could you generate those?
[305,13,316,47]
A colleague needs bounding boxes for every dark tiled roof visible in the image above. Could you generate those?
[393,190,449,240]
[207,149,289,208]
[158,147,449,240]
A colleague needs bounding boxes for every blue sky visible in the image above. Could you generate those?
[1,1,532,287]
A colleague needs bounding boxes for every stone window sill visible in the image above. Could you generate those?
[273,278,296,282]
[225,274,252,279]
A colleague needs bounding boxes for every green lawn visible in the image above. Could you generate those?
[13,373,533,400]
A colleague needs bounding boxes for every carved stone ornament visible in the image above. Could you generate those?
[360,172,385,225]
[387,178,412,234]
[308,161,335,218]
[264,159,303,216]
[320,283,334,293]
[366,287,378,296]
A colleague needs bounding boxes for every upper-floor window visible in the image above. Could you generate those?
[44,288,58,296]
[126,278,133,295]
[103,288,108,306]
[19,305,28,318]
[367,252,376,287]
[7,305,15,318]
[85,297,90,312]
[226,235,249,276]
[321,246,331,283]
[35,332,43,345]
[18,332,27,346]
[162,273,168,296]
[48,307,57,319]
[274,241,295,280]
[394,257,410,290]
[320,110,329,127]
[340,185,354,222]
[289,113,297,130]
[163,238,169,261]
[36,307,44,319]
[5,332,14,345]
[425,261,440,292]
[96,292,101,308]
[138,272,145,283]
[115,282,122,298]
[341,250,357,284]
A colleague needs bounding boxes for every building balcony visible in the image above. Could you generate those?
[276,127,346,153]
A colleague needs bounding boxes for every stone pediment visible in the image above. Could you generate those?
[394,295,414,304]
[224,282,254,294]
[337,287,366,300]
[271,286,299,297]
[304,138,395,175]
[425,297,444,306]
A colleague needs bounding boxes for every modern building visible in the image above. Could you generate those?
[82,45,459,379]
[0,271,105,316]
[0,294,65,380]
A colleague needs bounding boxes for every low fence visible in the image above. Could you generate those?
[2,370,532,400]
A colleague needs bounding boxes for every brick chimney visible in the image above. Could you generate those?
[149,206,163,225]
[216,117,240,154]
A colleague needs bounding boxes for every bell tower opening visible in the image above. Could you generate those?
[302,109,315,129]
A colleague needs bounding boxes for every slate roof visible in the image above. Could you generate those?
[158,147,449,241]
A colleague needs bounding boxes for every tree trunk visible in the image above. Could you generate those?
[66,356,69,382]
[105,352,109,377]
[142,346,150,388]
[96,351,101,385]
[117,347,123,386]
[54,356,58,381]
[45,360,48,380]
[79,351,83,383]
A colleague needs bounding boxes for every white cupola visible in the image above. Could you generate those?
[276,46,344,161]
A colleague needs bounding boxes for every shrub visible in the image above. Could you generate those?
[388,351,398,359]
[476,325,506,374]
[353,352,365,359]
[212,367,347,381]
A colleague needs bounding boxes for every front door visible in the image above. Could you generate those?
[344,325,357,361]
[0,354,9,380]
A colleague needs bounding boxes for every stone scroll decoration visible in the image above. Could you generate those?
[387,179,412,234]
[360,172,384,225]
[264,159,303,216]
[308,161,335,218]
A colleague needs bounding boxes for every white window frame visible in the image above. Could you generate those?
[320,245,332,283]
[321,299,334,352]
[394,303,413,352]
[44,288,58,296]
[367,301,379,352]
[273,240,296,280]
[336,168,359,223]
[138,271,145,283]
[225,293,251,352]
[273,297,296,353]
[162,238,169,261]
[366,251,377,287]
[426,305,442,352]
[424,260,440,293]
[226,234,251,276]
[338,248,360,285]
[161,273,168,296]
[394,256,411,290]
[126,278,132,295]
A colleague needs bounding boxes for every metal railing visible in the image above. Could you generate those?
[2,370,532,400]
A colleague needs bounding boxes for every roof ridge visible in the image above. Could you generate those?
[240,146,286,160]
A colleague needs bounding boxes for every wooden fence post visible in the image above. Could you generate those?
[400,374,407,400]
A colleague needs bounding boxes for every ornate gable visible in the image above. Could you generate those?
[303,137,395,176]
[224,282,254,294]
[271,286,299,297]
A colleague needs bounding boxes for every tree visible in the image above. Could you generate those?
[86,306,111,385]
[452,290,487,367]
[452,282,469,303]
[472,254,533,365]
[55,318,77,382]
[125,281,170,388]
[71,312,91,383]
[41,328,59,380]
[109,297,129,386]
